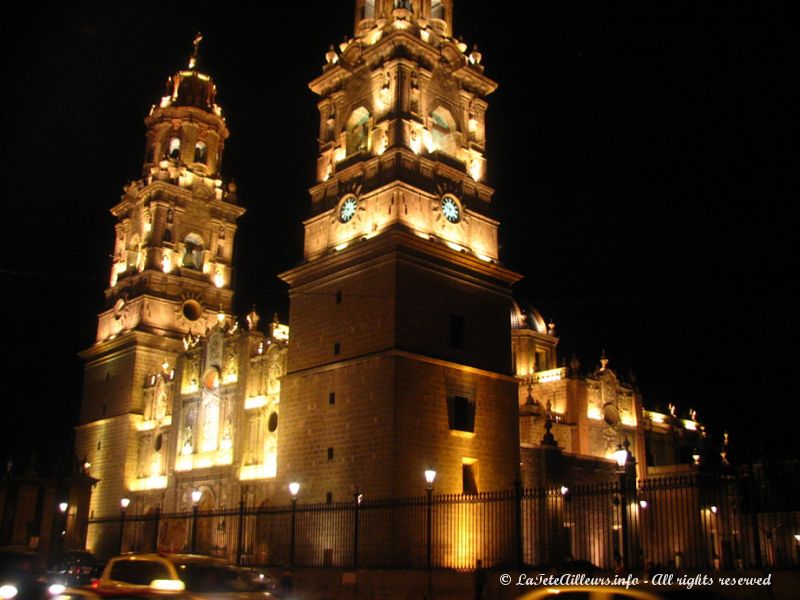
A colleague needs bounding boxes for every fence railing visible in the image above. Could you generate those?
[89,473,800,570]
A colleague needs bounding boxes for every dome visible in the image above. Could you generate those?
[510,299,547,333]
[164,69,219,112]
[158,34,221,115]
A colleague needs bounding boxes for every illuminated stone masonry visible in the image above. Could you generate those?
[77,2,706,558]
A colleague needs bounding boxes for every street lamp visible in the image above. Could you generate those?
[51,501,69,556]
[118,497,130,554]
[190,489,201,553]
[289,482,299,568]
[353,487,363,570]
[425,469,436,600]
[614,440,632,572]
[614,443,629,472]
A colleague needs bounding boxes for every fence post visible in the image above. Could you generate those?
[236,497,245,566]
[514,480,523,570]
[290,497,297,568]
[190,504,199,553]
[747,463,763,569]
[152,507,160,552]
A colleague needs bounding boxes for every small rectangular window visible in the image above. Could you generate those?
[336,291,342,304]
[326,492,333,505]
[334,342,341,355]
[329,392,336,405]
[327,447,334,460]
[449,314,465,349]
[462,461,478,495]
[447,395,475,433]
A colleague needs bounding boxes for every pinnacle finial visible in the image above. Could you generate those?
[189,32,203,69]
[599,349,609,371]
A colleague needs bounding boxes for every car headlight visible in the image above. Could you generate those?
[0,584,18,600]
[48,584,66,595]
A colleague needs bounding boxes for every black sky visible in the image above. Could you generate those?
[0,1,794,473]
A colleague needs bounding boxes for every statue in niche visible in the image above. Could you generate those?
[183,352,200,391]
[221,417,233,450]
[267,358,282,395]
[181,233,205,270]
[182,426,193,455]
[199,370,220,452]
[155,390,168,421]
[224,343,237,381]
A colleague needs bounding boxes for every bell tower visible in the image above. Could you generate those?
[76,36,244,534]
[278,1,522,500]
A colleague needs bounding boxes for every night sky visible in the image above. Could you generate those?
[1,1,793,475]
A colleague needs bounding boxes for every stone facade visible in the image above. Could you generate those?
[76,1,705,556]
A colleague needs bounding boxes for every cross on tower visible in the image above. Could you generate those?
[189,32,203,69]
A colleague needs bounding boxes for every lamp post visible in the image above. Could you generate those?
[353,487,363,570]
[50,501,69,558]
[614,440,632,572]
[289,482,300,568]
[190,489,202,553]
[119,497,130,554]
[424,469,436,600]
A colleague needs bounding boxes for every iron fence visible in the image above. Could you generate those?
[89,473,800,570]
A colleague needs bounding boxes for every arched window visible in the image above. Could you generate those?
[194,141,207,164]
[430,106,458,156]
[181,233,205,270]
[127,234,141,270]
[346,107,370,156]
[431,0,445,20]
[362,0,375,19]
[167,137,181,160]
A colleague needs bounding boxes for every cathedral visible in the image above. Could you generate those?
[75,0,703,557]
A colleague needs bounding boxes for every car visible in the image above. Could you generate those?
[47,551,100,588]
[96,554,275,598]
[518,586,728,600]
[519,587,661,600]
[0,546,49,600]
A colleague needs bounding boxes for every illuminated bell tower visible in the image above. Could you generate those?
[76,35,244,540]
[279,1,522,500]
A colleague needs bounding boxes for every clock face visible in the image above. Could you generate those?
[339,196,358,223]
[441,195,461,223]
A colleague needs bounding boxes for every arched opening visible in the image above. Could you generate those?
[430,106,458,156]
[346,107,370,156]
[126,234,144,271]
[194,494,214,555]
[181,233,205,270]
[167,137,181,160]
[194,141,207,164]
